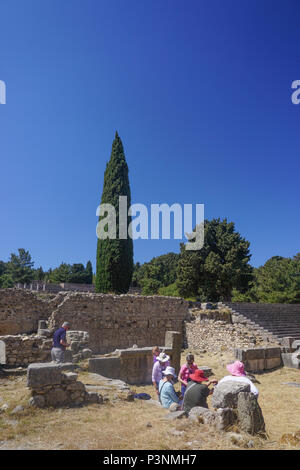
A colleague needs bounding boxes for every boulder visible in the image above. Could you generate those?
[188,406,217,426]
[212,381,250,408]
[215,407,236,430]
[237,392,265,435]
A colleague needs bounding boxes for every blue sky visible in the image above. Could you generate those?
[0,0,299,272]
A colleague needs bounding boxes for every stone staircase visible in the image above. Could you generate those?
[221,302,300,344]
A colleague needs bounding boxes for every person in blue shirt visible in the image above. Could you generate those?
[158,366,182,411]
[51,322,71,363]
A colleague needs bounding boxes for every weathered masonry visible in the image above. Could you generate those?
[0,289,188,356]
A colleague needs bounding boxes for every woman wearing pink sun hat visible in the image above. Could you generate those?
[217,361,259,397]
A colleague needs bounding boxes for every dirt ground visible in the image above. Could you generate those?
[0,351,299,450]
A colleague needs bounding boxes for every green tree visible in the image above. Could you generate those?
[176,218,252,301]
[135,253,180,294]
[34,266,44,281]
[68,263,87,284]
[49,263,71,283]
[85,260,93,284]
[251,255,300,303]
[0,261,7,277]
[95,132,133,293]
[7,248,34,284]
[0,273,14,288]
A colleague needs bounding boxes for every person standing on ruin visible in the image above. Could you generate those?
[51,322,71,363]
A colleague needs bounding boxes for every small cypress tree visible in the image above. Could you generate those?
[95,132,134,293]
[85,261,93,284]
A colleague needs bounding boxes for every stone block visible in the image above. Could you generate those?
[265,357,282,369]
[237,392,265,435]
[0,341,6,364]
[85,392,103,404]
[292,340,300,351]
[212,381,250,409]
[216,407,236,430]
[27,363,62,388]
[46,388,69,407]
[89,357,121,378]
[61,372,78,383]
[58,362,74,372]
[264,347,281,359]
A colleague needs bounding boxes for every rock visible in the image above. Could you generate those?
[46,388,69,407]
[237,392,265,435]
[146,422,152,428]
[227,432,245,446]
[170,429,185,436]
[188,407,217,426]
[81,349,92,359]
[29,395,45,408]
[11,405,24,414]
[85,392,102,404]
[165,410,187,420]
[215,407,236,430]
[212,381,250,409]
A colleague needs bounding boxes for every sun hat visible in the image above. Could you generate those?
[162,366,177,378]
[189,369,209,382]
[157,352,170,363]
[226,361,246,377]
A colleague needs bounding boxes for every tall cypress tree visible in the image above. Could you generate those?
[95,132,134,293]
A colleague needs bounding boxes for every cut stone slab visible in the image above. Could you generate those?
[27,363,62,388]
[282,382,300,388]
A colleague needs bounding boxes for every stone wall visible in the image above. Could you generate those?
[0,334,52,366]
[0,289,68,335]
[88,331,182,384]
[48,293,188,354]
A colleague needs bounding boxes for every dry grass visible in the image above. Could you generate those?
[0,351,299,450]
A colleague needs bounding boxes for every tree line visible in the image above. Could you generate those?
[0,248,93,288]
[132,219,300,304]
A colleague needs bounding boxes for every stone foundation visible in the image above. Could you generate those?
[27,362,102,408]
[89,331,182,384]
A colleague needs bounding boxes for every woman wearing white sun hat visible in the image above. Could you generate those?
[158,366,182,411]
[152,352,170,397]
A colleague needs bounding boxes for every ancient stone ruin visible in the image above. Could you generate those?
[27,362,102,408]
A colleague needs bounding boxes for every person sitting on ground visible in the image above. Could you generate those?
[178,354,198,397]
[182,369,218,414]
[152,352,170,397]
[218,361,259,397]
[159,366,182,411]
[152,346,161,363]
[51,322,71,364]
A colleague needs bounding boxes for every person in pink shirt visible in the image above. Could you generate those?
[178,354,198,397]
